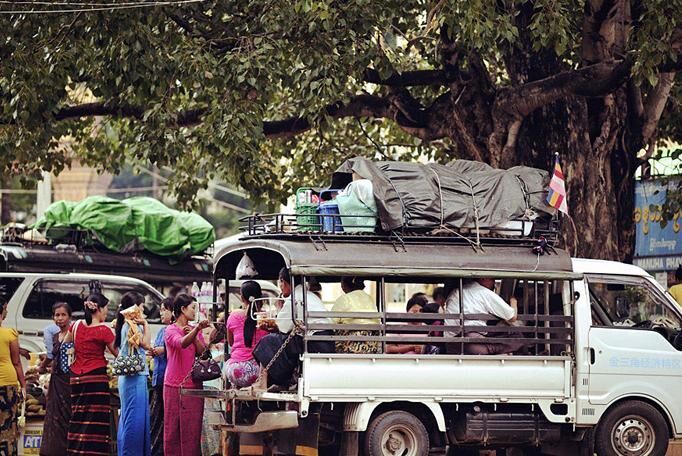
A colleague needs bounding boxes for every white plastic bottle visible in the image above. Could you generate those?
[191,282,201,299]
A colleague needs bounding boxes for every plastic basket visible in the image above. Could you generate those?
[295,187,319,232]
[318,190,343,233]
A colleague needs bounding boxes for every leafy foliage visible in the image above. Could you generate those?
[0,0,680,211]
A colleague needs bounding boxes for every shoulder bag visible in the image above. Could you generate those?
[190,349,221,382]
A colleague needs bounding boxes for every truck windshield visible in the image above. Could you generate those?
[587,275,682,329]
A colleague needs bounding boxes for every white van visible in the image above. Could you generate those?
[204,234,682,456]
[0,272,165,353]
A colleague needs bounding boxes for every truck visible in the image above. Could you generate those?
[197,215,682,456]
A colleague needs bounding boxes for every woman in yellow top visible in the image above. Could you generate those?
[669,265,682,307]
[331,277,380,353]
[0,297,26,456]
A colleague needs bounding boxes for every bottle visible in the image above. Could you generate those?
[191,282,200,299]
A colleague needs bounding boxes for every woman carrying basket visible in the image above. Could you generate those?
[114,292,152,456]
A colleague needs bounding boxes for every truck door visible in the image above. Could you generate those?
[586,274,682,421]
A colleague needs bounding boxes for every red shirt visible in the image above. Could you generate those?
[69,321,115,375]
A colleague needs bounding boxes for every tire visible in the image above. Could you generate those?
[595,401,669,456]
[365,410,429,456]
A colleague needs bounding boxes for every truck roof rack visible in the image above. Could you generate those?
[239,213,559,249]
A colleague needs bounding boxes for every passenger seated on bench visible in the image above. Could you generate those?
[444,278,522,355]
[421,303,444,354]
[386,295,427,354]
[252,269,334,387]
[330,277,380,354]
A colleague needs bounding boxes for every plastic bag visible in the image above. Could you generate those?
[336,179,378,233]
[236,252,259,279]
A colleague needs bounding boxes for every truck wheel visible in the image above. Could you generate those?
[595,401,669,456]
[365,411,429,456]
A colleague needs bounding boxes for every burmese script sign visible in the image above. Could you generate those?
[633,179,682,273]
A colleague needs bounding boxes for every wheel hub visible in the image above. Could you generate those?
[612,416,655,455]
[386,432,405,453]
[381,424,418,456]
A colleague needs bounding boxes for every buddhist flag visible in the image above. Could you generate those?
[547,153,568,215]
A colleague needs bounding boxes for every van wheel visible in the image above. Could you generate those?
[595,401,668,456]
[365,411,429,456]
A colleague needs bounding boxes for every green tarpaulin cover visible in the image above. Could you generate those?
[34,196,215,258]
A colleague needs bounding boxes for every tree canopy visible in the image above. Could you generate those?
[1,0,681,258]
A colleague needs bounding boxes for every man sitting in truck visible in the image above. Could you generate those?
[444,278,522,355]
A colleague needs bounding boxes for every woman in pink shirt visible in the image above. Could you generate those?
[163,293,209,456]
[225,281,269,387]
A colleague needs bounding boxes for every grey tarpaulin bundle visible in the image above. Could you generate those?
[330,157,556,232]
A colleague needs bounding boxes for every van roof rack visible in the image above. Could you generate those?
[239,213,559,249]
[1,224,215,257]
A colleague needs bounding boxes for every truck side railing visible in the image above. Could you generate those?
[305,311,574,355]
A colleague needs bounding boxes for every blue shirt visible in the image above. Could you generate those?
[151,326,167,387]
[43,324,60,360]
[117,322,149,376]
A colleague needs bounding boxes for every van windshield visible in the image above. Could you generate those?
[0,278,24,303]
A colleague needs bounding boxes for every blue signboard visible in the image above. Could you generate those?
[633,179,682,272]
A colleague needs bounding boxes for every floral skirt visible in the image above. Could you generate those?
[335,330,381,354]
[0,384,19,456]
[225,358,260,388]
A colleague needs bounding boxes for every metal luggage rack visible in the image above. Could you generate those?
[239,213,559,248]
[1,224,91,248]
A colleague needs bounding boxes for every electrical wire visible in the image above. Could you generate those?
[0,0,203,14]
[1,1,192,4]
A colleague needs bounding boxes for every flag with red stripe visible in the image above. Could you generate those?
[546,154,568,215]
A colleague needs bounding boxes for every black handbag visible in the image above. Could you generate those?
[191,350,221,382]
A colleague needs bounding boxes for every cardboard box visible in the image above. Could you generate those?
[18,421,43,455]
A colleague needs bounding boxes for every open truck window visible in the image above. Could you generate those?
[587,274,682,330]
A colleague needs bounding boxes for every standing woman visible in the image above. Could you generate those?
[163,293,209,456]
[114,292,152,456]
[40,302,73,456]
[148,298,172,456]
[0,297,26,456]
[66,291,118,456]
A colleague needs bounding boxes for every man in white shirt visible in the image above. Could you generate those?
[444,278,521,355]
[274,268,333,351]
[276,283,332,335]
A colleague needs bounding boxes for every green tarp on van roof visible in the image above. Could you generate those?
[34,196,215,258]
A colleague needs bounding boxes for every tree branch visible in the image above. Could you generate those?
[363,68,448,87]
[53,103,206,126]
[641,71,676,144]
[495,58,634,119]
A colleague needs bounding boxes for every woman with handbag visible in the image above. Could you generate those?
[164,293,209,456]
[114,292,152,456]
[0,297,26,456]
[40,302,73,456]
[65,289,118,456]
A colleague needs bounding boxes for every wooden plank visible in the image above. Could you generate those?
[667,440,682,456]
